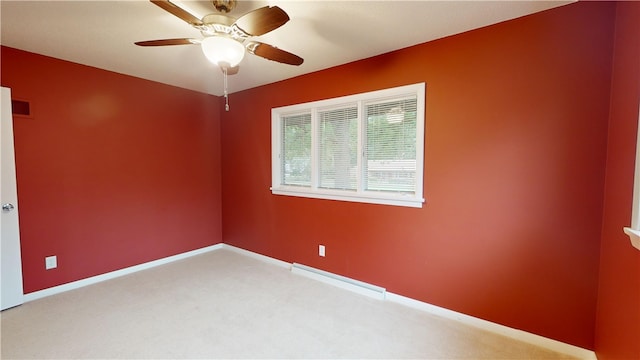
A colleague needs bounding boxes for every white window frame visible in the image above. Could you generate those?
[271,83,426,208]
[623,105,640,250]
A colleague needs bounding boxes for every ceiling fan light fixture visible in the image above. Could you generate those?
[201,36,245,67]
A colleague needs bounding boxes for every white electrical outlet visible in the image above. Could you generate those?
[45,256,57,270]
[319,245,325,257]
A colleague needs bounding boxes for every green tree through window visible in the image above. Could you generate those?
[282,113,311,186]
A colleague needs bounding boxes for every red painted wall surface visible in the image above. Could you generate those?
[595,2,640,359]
[220,2,615,349]
[1,46,223,294]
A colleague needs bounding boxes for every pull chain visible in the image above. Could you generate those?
[223,66,230,111]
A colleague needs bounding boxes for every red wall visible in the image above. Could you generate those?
[1,46,223,294]
[595,2,640,359]
[2,1,635,354]
[220,2,615,349]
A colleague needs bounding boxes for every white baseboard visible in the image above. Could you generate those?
[385,292,596,360]
[22,243,597,359]
[291,263,386,300]
[221,244,291,269]
[23,243,223,302]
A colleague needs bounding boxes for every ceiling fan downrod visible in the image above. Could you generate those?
[211,0,236,13]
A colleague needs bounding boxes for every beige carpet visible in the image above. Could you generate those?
[1,249,579,359]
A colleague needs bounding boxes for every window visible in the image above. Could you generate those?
[271,83,425,208]
[623,106,640,250]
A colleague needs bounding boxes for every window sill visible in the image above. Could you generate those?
[623,227,640,250]
[271,187,424,208]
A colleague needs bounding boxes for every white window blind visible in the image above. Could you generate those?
[282,113,311,187]
[272,82,425,208]
[364,96,418,193]
[318,106,358,191]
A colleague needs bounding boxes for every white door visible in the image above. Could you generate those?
[1,86,24,310]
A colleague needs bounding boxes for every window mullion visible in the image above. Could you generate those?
[310,108,319,190]
[357,100,364,194]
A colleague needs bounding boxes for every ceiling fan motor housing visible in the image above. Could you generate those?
[198,14,249,41]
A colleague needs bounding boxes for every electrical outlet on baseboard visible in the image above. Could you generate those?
[319,245,325,257]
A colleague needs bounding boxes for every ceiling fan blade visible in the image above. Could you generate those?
[233,6,289,36]
[247,41,303,66]
[135,38,200,46]
[150,0,203,26]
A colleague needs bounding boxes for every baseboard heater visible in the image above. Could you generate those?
[291,263,386,300]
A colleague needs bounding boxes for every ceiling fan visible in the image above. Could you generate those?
[135,0,303,109]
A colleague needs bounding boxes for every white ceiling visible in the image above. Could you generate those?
[1,1,572,96]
